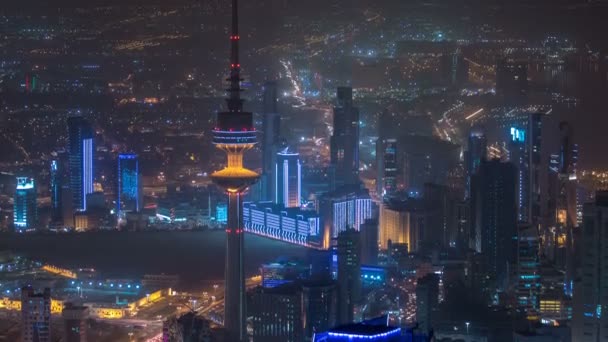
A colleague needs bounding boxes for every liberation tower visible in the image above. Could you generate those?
[211,0,258,340]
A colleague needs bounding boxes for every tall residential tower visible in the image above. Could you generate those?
[210,0,259,340]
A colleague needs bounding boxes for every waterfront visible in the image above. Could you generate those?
[0,230,308,286]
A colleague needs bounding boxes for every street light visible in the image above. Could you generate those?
[465,322,470,334]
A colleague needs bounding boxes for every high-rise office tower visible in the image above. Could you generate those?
[250,284,304,342]
[516,225,541,319]
[275,148,301,208]
[117,153,141,215]
[62,303,88,342]
[67,116,94,211]
[509,113,542,227]
[416,273,439,334]
[50,160,62,224]
[331,87,360,187]
[465,131,487,198]
[262,81,281,201]
[14,177,37,232]
[510,126,530,223]
[337,228,361,324]
[573,191,608,342]
[470,159,517,290]
[376,138,398,199]
[21,286,51,342]
[210,0,259,339]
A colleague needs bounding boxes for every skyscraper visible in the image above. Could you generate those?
[50,160,62,225]
[510,126,530,223]
[465,131,487,198]
[262,81,281,202]
[376,138,398,199]
[250,284,304,342]
[210,0,259,340]
[21,286,51,342]
[337,228,361,324]
[573,191,608,341]
[331,87,360,187]
[275,148,301,208]
[470,159,517,290]
[67,116,94,211]
[117,153,141,215]
[14,177,37,232]
[516,224,541,319]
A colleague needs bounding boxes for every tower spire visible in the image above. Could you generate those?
[228,0,243,112]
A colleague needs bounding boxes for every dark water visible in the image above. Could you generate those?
[0,230,307,285]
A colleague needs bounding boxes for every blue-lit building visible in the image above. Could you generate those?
[510,126,530,223]
[320,186,373,239]
[261,261,310,288]
[243,202,324,249]
[14,177,37,232]
[361,266,386,287]
[508,112,542,226]
[50,160,62,224]
[117,154,141,215]
[67,116,94,211]
[275,149,301,208]
[313,319,403,342]
[216,202,227,224]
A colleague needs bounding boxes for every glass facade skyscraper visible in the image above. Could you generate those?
[117,153,141,215]
[50,160,62,224]
[14,177,37,232]
[67,116,94,211]
[275,149,301,208]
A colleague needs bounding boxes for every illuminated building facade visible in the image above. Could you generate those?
[516,225,541,319]
[117,154,141,215]
[14,177,37,231]
[275,149,301,208]
[509,113,542,227]
[243,202,322,249]
[320,186,373,239]
[21,286,51,342]
[313,324,402,342]
[548,122,578,293]
[50,160,62,224]
[379,204,410,250]
[331,87,360,187]
[210,1,259,339]
[68,116,94,211]
[260,261,310,288]
[376,138,398,199]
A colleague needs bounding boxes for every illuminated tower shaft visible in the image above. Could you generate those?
[211,0,258,341]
